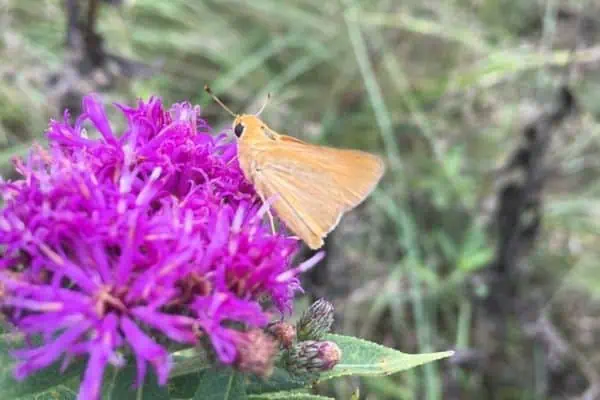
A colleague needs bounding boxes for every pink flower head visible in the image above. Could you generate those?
[0,94,322,399]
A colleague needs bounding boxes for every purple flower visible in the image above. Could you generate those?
[0,94,323,399]
[192,293,268,363]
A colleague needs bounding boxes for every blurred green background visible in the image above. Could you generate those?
[3,1,600,399]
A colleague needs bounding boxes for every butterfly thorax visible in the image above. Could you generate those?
[234,115,279,184]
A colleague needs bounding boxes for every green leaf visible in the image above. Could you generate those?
[0,361,86,399]
[0,335,86,398]
[17,385,77,400]
[246,367,311,394]
[168,373,200,398]
[249,393,333,400]
[107,364,169,400]
[170,348,212,378]
[167,348,215,398]
[193,368,247,400]
[319,334,454,381]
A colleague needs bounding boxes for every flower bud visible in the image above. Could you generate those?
[296,298,334,341]
[234,329,278,378]
[266,321,296,349]
[287,340,341,374]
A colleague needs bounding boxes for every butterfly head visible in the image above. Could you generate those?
[232,115,264,139]
[204,85,273,142]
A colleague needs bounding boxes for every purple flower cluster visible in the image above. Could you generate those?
[0,95,322,399]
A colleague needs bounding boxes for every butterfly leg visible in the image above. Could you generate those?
[260,196,277,234]
[252,171,277,234]
[257,191,277,234]
[267,209,276,234]
[226,155,238,166]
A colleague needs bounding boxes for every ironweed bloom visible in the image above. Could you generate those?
[296,298,334,341]
[266,320,297,349]
[287,340,341,374]
[0,94,323,399]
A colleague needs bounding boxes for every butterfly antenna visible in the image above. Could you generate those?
[204,85,237,117]
[255,92,271,116]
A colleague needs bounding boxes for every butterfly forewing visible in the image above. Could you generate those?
[252,136,384,249]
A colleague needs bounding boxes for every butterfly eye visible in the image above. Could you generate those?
[234,123,245,137]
